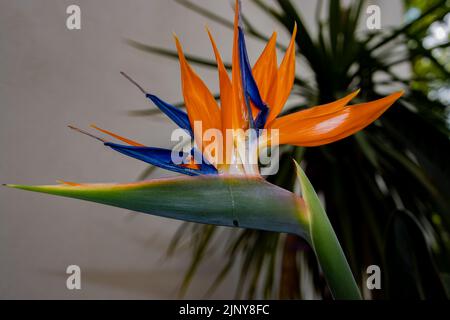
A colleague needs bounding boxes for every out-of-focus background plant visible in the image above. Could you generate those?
[130,0,450,299]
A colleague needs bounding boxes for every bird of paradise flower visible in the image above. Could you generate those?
[5,1,402,299]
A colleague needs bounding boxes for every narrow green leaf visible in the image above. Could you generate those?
[294,160,362,300]
[136,166,157,180]
[175,0,288,51]
[127,94,219,117]
[180,224,217,296]
[174,0,234,29]
[127,39,231,69]
[328,0,341,57]
[385,210,448,299]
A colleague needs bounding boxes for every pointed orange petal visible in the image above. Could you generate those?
[267,23,297,124]
[207,28,235,167]
[269,91,403,147]
[270,89,360,130]
[231,0,248,130]
[174,35,222,144]
[206,28,233,132]
[252,32,278,105]
[90,124,144,146]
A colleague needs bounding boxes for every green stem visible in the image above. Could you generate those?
[295,161,362,300]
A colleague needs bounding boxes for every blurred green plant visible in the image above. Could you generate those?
[130,0,450,299]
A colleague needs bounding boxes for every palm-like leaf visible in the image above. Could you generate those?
[131,0,450,299]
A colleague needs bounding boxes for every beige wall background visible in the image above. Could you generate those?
[0,0,402,299]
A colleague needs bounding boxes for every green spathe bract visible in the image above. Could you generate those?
[6,169,361,299]
[294,161,362,300]
[6,176,307,237]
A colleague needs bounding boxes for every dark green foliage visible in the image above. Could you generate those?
[132,0,450,299]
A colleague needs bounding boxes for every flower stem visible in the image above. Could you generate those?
[295,161,362,300]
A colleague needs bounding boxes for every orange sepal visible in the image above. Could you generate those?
[206,28,233,133]
[174,35,222,150]
[252,32,278,113]
[206,28,235,167]
[90,124,144,147]
[231,0,248,130]
[269,91,403,147]
[269,89,360,130]
[267,23,298,124]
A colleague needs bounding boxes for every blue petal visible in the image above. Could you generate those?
[146,94,193,136]
[254,107,269,130]
[189,148,217,173]
[238,27,269,130]
[105,142,217,176]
